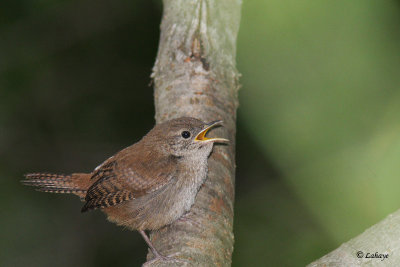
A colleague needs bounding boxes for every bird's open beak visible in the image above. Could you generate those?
[195,120,229,143]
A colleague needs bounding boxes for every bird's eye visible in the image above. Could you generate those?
[181,131,191,139]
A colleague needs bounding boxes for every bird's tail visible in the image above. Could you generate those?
[22,173,91,199]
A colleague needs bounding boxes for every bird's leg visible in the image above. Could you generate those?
[139,230,165,259]
[140,230,185,266]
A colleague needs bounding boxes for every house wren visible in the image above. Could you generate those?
[22,117,228,264]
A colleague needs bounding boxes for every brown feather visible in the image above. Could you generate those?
[22,173,91,198]
[81,140,179,212]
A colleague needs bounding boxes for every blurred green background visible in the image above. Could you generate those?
[1,0,400,266]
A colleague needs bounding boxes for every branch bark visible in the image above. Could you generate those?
[146,0,241,266]
[308,209,400,266]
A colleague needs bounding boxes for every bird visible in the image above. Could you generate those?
[22,116,228,264]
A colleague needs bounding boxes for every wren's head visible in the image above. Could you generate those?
[145,117,228,158]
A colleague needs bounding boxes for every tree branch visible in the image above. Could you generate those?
[308,209,400,266]
[146,0,241,265]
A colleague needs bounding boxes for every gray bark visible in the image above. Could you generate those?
[145,0,241,266]
[308,210,400,266]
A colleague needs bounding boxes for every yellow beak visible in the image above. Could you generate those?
[195,120,229,143]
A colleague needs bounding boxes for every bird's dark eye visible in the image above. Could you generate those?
[181,131,191,139]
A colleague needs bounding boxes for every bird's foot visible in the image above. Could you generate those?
[139,230,189,266]
[142,252,187,266]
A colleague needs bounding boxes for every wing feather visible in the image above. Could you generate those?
[82,144,178,212]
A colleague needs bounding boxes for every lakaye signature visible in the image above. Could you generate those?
[365,252,389,261]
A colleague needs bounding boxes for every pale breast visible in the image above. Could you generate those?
[105,157,209,231]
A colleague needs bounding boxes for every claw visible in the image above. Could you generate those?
[142,252,187,266]
[139,230,189,266]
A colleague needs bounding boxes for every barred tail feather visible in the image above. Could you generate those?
[22,173,91,198]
